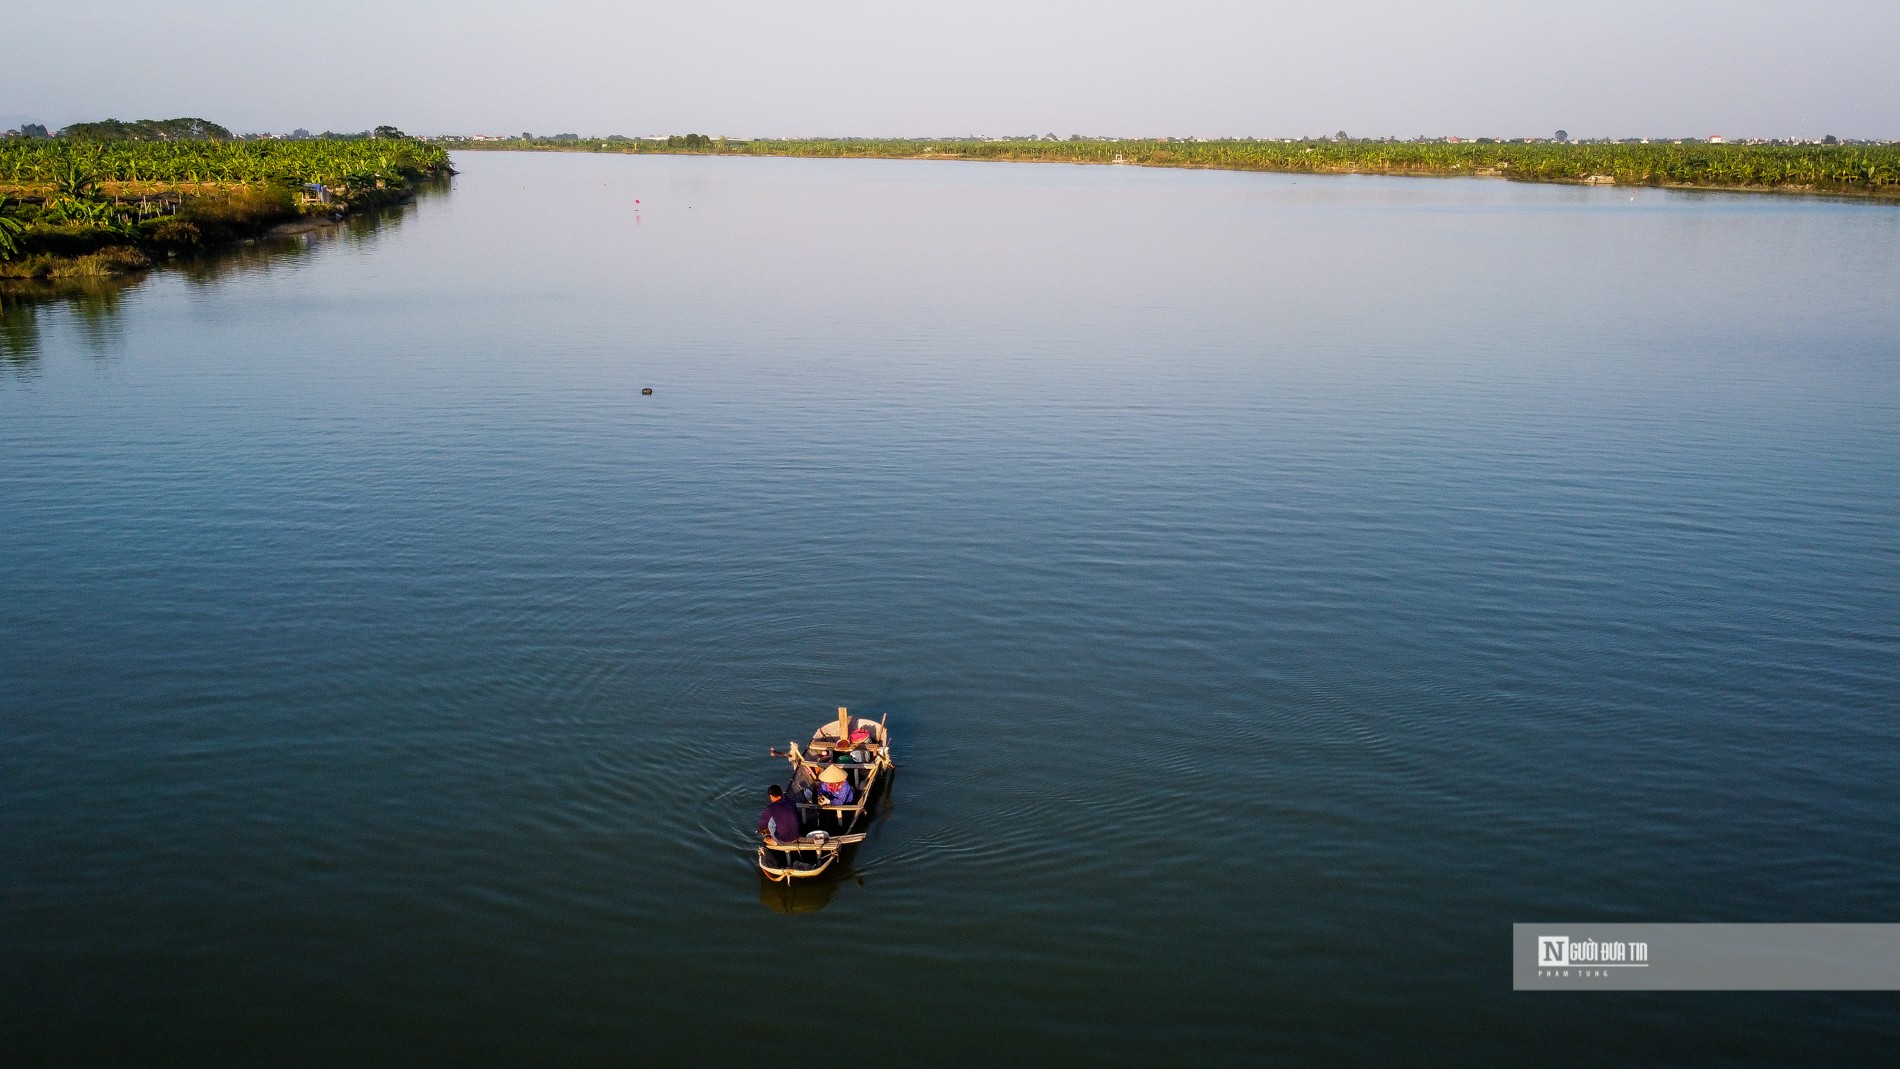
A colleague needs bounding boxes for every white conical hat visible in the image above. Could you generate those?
[819,764,849,783]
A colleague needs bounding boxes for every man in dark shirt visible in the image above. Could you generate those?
[757,785,803,844]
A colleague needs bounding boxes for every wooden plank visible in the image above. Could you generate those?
[758,832,868,849]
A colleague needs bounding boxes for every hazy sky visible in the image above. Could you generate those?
[6,1,1896,139]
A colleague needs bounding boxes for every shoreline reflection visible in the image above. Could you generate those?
[0,182,445,371]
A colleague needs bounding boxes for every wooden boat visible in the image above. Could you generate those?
[757,707,893,881]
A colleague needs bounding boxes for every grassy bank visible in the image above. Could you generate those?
[443,136,1900,198]
[0,137,454,280]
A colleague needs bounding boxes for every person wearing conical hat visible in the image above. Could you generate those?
[817,762,855,806]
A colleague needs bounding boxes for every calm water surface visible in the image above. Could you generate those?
[3,153,1898,1065]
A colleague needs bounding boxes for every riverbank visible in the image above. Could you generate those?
[440,137,1900,199]
[0,137,453,281]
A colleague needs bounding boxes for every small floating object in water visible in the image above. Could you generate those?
[641,387,654,395]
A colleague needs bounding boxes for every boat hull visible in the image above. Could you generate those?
[756,844,840,880]
[756,713,892,881]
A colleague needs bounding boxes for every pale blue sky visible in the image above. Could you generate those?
[6,1,1896,139]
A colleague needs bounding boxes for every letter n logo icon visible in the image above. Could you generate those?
[1538,936,1569,968]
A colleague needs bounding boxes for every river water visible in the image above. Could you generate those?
[3,152,1898,1065]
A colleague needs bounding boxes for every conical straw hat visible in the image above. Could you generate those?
[819,764,849,783]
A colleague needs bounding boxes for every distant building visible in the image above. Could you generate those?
[1708,135,1726,144]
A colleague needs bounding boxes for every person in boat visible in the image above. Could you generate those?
[757,785,803,844]
[817,764,855,807]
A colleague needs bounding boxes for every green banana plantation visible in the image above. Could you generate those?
[0,137,451,192]
[0,136,453,277]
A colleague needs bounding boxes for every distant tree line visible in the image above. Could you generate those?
[58,118,234,141]
[441,135,1900,196]
[2,120,416,143]
[437,132,720,152]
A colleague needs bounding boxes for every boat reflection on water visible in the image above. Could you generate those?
[757,871,859,915]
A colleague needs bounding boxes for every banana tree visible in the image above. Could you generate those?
[54,158,101,200]
[0,197,26,260]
